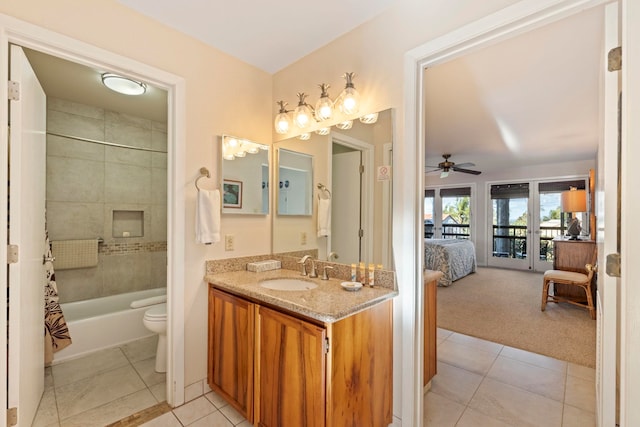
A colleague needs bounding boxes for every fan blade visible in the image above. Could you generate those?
[440,170,449,179]
[453,162,475,168]
[452,166,481,175]
[425,167,442,173]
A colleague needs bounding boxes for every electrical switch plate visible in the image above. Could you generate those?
[300,232,307,245]
[225,234,235,251]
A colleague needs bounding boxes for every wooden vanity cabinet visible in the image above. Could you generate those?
[208,285,393,427]
[207,288,255,422]
[424,272,438,387]
[256,306,326,427]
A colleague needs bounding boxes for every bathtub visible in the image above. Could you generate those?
[53,287,167,363]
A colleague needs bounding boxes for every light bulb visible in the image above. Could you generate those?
[298,132,311,141]
[339,87,360,115]
[222,153,235,160]
[235,150,246,157]
[293,93,313,129]
[316,127,330,135]
[359,112,378,124]
[336,120,353,130]
[315,83,333,121]
[226,138,238,147]
[274,101,292,134]
[339,72,360,115]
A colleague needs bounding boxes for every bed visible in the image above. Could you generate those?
[424,238,477,286]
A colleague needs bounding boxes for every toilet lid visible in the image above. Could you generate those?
[144,303,166,319]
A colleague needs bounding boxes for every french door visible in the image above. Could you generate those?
[488,178,588,271]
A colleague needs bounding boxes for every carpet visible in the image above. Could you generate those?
[436,267,596,367]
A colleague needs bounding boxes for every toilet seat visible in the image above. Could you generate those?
[144,303,167,321]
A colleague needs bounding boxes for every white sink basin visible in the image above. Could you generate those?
[259,278,318,291]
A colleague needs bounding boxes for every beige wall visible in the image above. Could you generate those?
[0,0,272,386]
[2,0,530,409]
[271,0,521,417]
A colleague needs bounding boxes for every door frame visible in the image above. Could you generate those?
[0,14,187,411]
[402,0,612,425]
[330,132,374,264]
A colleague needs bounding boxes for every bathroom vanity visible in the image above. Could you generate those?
[206,268,396,427]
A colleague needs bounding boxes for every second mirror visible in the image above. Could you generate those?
[277,148,313,216]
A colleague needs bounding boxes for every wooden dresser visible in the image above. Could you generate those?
[552,238,597,302]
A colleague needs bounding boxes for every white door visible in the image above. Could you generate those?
[331,148,361,265]
[7,45,47,426]
[597,3,620,425]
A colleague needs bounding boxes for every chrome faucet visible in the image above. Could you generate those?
[309,259,318,278]
[322,265,334,280]
[298,255,311,276]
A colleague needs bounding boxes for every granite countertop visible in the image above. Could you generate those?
[205,268,398,323]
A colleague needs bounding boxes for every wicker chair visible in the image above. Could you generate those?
[541,263,596,319]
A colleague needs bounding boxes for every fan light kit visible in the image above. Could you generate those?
[426,154,482,178]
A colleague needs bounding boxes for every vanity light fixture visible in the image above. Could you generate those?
[359,112,379,124]
[274,72,363,134]
[293,93,314,129]
[222,135,267,160]
[316,127,331,136]
[298,132,311,141]
[315,84,334,121]
[337,72,360,115]
[335,120,353,130]
[275,101,293,134]
[101,73,147,96]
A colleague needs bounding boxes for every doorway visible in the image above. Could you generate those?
[329,133,374,265]
[404,2,613,426]
[1,18,186,425]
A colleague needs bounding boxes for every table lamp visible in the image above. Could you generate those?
[561,187,587,240]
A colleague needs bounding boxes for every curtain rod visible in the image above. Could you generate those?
[47,131,168,154]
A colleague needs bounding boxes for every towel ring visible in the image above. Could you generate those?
[195,167,211,190]
[317,183,331,200]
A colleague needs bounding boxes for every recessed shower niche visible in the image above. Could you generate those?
[112,210,144,238]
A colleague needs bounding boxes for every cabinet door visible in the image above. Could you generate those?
[257,306,326,427]
[208,288,254,422]
[424,277,437,386]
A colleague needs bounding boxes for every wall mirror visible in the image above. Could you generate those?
[276,148,313,216]
[272,109,394,268]
[221,135,270,215]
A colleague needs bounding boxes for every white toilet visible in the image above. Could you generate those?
[143,303,167,373]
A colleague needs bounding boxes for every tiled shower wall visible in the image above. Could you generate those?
[46,98,167,304]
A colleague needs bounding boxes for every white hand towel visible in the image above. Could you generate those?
[196,189,221,244]
[317,198,331,237]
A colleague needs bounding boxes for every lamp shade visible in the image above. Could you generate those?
[561,189,587,212]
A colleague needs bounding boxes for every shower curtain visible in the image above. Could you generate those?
[44,231,71,365]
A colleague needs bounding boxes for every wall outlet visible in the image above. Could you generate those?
[225,234,235,251]
[300,231,307,245]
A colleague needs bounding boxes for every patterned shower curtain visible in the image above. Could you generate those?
[44,232,71,365]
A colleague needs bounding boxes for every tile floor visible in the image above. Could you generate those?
[33,336,167,427]
[425,328,596,427]
[35,329,595,427]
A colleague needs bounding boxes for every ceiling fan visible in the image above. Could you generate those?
[426,154,482,178]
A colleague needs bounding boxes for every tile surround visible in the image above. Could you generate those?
[46,97,167,303]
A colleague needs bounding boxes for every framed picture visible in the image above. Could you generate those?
[223,179,242,208]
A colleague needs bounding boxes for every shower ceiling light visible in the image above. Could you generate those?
[101,73,147,96]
